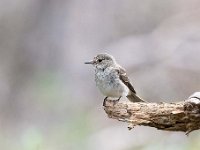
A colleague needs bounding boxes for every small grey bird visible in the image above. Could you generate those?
[85,53,145,106]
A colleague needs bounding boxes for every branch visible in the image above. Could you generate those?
[104,92,200,135]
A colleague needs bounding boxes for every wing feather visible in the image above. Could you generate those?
[117,67,136,94]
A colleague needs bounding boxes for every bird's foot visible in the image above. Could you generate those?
[117,96,122,101]
[103,96,122,106]
[113,96,121,105]
[103,97,108,106]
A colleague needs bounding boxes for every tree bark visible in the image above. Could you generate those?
[103,92,200,135]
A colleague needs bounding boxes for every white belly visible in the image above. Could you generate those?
[95,68,129,98]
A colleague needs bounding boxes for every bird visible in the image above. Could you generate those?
[85,53,145,106]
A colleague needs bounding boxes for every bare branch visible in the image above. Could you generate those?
[103,92,200,135]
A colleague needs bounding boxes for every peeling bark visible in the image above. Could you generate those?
[103,92,200,135]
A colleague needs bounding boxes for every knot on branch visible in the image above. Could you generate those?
[184,92,200,113]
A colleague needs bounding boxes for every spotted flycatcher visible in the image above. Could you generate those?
[85,53,145,106]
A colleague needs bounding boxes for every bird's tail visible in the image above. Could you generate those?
[127,92,146,102]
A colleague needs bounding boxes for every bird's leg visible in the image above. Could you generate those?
[117,96,122,101]
[113,96,121,105]
[103,96,108,106]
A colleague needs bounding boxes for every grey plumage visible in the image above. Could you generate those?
[85,53,145,104]
[117,67,145,102]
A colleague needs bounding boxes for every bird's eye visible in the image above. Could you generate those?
[98,59,102,62]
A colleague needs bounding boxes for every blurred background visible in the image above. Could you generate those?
[1,0,200,150]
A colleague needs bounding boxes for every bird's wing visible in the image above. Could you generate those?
[116,66,136,94]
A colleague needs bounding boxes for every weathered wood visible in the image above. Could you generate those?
[103,92,200,135]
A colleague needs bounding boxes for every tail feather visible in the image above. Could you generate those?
[126,92,146,102]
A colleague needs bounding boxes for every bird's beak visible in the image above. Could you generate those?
[84,60,95,64]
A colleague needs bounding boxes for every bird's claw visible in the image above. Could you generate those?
[103,97,108,106]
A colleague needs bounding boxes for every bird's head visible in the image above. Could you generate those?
[85,53,116,69]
